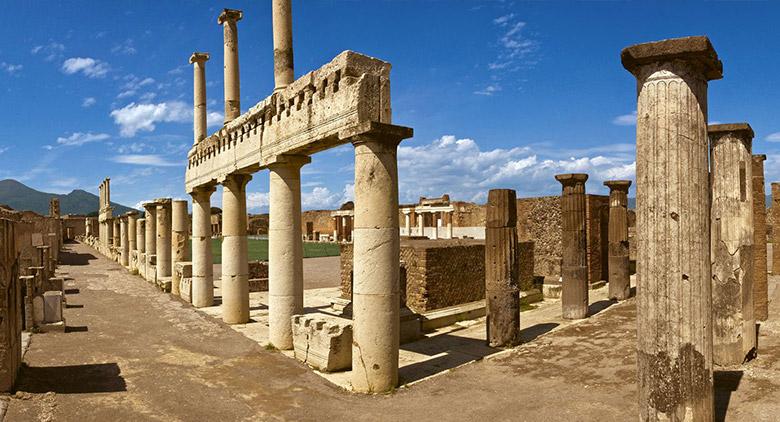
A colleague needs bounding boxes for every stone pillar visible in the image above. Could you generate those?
[268,155,310,349]
[604,180,631,301]
[191,186,216,308]
[350,126,411,394]
[221,173,252,324]
[171,200,190,297]
[156,199,173,279]
[404,212,410,236]
[190,52,210,145]
[710,123,756,365]
[555,173,589,320]
[120,217,129,267]
[137,219,145,254]
[341,216,348,241]
[127,212,138,253]
[446,211,453,239]
[218,9,242,123]
[417,212,424,237]
[752,154,768,321]
[271,0,294,91]
[485,189,520,347]
[332,216,339,242]
[772,182,780,275]
[622,36,722,421]
[113,219,120,248]
[144,203,158,281]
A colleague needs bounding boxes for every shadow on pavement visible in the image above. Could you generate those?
[15,362,127,394]
[714,370,743,422]
[520,322,559,343]
[59,249,97,266]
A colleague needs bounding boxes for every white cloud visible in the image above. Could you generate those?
[56,132,110,146]
[82,97,97,107]
[31,41,65,62]
[0,147,9,155]
[766,132,780,142]
[479,14,538,96]
[117,142,149,154]
[207,111,224,127]
[61,57,109,78]
[111,39,137,55]
[139,92,157,102]
[612,111,637,126]
[247,192,269,209]
[0,62,23,75]
[50,177,78,188]
[117,90,136,99]
[246,184,353,212]
[110,101,190,137]
[302,187,341,209]
[475,84,501,96]
[111,154,180,167]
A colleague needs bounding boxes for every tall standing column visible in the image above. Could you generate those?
[191,186,216,308]
[218,9,242,124]
[113,220,120,248]
[268,155,310,349]
[485,189,520,347]
[350,125,412,394]
[772,182,780,275]
[137,219,145,254]
[143,202,158,282]
[128,212,138,254]
[222,173,252,324]
[710,123,756,366]
[119,216,129,267]
[271,0,294,91]
[446,211,453,239]
[604,180,632,300]
[404,212,411,236]
[752,154,768,321]
[156,199,173,280]
[622,36,722,421]
[190,52,210,145]
[171,200,191,297]
[555,173,589,319]
[417,212,424,237]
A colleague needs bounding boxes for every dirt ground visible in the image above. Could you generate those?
[5,242,780,421]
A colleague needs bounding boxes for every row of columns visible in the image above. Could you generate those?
[403,210,454,239]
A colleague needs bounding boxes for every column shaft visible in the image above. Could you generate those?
[222,173,251,324]
[156,199,173,279]
[556,173,589,319]
[171,200,190,296]
[271,0,294,90]
[485,189,520,347]
[772,183,780,274]
[219,10,242,123]
[137,219,145,254]
[752,155,768,321]
[190,53,209,144]
[192,187,215,307]
[120,218,129,267]
[605,181,631,300]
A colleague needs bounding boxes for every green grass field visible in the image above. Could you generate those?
[206,238,340,264]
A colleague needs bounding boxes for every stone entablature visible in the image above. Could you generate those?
[185,51,392,192]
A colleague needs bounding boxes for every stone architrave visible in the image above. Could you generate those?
[484,189,520,347]
[171,200,190,296]
[604,180,631,300]
[555,173,589,319]
[752,154,768,321]
[710,123,756,365]
[222,173,252,324]
[622,36,722,421]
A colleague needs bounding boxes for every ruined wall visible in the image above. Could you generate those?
[0,214,22,392]
[61,216,87,240]
[247,214,269,236]
[586,195,610,284]
[301,210,335,238]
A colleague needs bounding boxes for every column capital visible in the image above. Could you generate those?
[753,154,767,163]
[189,52,210,64]
[218,8,243,25]
[142,201,159,213]
[555,173,588,187]
[621,36,722,81]
[265,154,311,169]
[220,172,252,188]
[343,122,413,147]
[154,197,173,208]
[604,180,632,192]
[191,184,217,197]
[709,123,754,150]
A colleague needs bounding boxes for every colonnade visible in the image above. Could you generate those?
[402,208,454,239]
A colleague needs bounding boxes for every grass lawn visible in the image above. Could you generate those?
[206,238,341,264]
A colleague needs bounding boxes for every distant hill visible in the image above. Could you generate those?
[0,179,136,216]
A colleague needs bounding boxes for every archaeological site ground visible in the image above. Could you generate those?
[1,1,780,421]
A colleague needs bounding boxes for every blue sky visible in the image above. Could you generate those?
[1,0,779,212]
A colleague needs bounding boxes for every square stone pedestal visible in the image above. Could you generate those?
[292,314,352,372]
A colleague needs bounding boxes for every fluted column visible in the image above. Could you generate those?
[218,9,242,123]
[156,198,173,280]
[171,200,190,297]
[268,155,310,349]
[190,52,210,145]
[710,123,756,365]
[272,0,294,91]
[120,216,129,267]
[555,173,589,319]
[191,185,216,308]
[622,36,722,421]
[485,189,519,347]
[604,180,631,300]
[143,202,158,282]
[752,154,768,321]
[222,173,252,324]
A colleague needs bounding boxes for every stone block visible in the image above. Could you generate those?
[32,296,44,326]
[248,278,268,292]
[44,277,64,293]
[158,276,172,293]
[174,262,192,299]
[180,278,192,303]
[292,314,352,372]
[43,291,63,324]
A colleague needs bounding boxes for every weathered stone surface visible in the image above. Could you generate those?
[292,314,352,373]
[0,216,22,392]
[43,291,63,324]
[752,154,768,321]
[773,183,780,275]
[175,262,193,303]
[171,200,190,297]
[221,174,251,324]
[485,189,520,347]
[555,174,589,320]
[191,186,215,308]
[155,198,173,280]
[604,180,631,300]
[623,36,719,421]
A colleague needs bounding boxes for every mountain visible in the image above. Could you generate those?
[0,179,136,216]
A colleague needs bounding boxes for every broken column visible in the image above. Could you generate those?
[350,125,412,394]
[191,186,216,308]
[222,173,252,324]
[268,155,310,349]
[272,0,294,91]
[710,123,756,365]
[604,180,632,300]
[119,216,129,267]
[752,154,768,321]
[218,9,242,123]
[622,36,722,420]
[555,173,589,319]
[485,189,520,347]
[171,199,190,297]
[189,52,210,145]
[143,202,158,282]
[156,198,173,282]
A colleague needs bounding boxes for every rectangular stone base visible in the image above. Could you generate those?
[292,314,352,372]
[39,321,65,333]
[157,276,172,293]
[542,281,563,299]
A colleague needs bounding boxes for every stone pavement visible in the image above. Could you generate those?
[5,242,780,421]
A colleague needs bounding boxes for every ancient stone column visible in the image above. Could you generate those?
[752,154,768,321]
[144,203,158,282]
[404,212,410,236]
[268,155,310,349]
[171,200,190,297]
[221,173,252,324]
[113,219,120,248]
[485,189,520,347]
[190,52,210,145]
[120,216,129,267]
[218,9,242,123]
[271,0,294,91]
[446,211,453,239]
[710,123,756,365]
[772,182,780,275]
[622,36,722,421]
[137,218,145,254]
[555,173,589,319]
[155,199,173,280]
[191,186,216,308]
[604,180,631,301]
[350,126,411,394]
[127,212,138,253]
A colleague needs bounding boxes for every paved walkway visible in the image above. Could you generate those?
[6,242,780,421]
